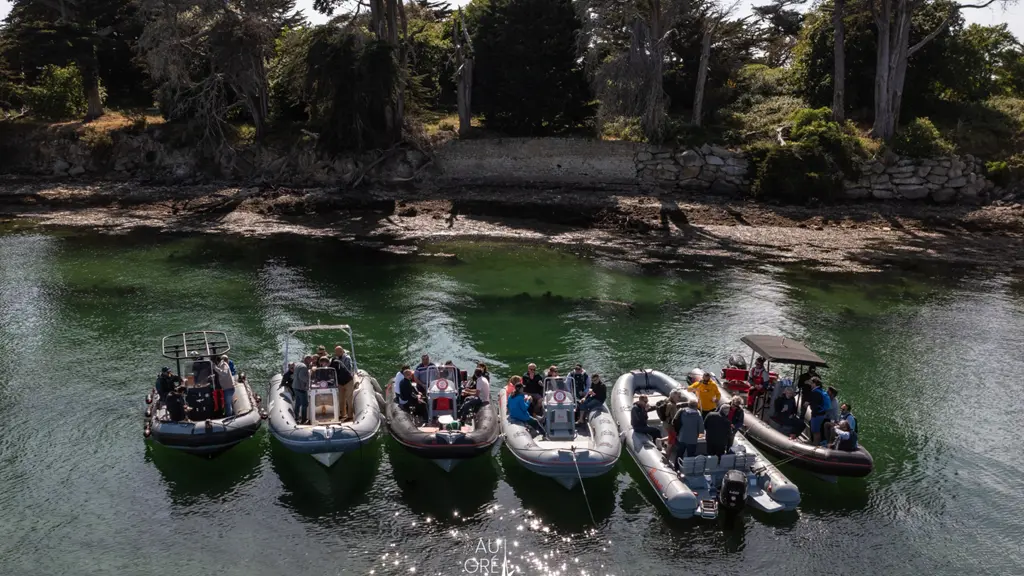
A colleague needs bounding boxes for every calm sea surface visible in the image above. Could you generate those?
[0,229,1021,576]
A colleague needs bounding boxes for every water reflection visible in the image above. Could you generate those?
[269,437,382,520]
[144,440,263,506]
[387,438,498,524]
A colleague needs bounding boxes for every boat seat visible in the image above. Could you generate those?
[693,455,706,474]
[734,453,754,470]
[703,455,719,472]
[679,456,696,476]
[718,453,736,471]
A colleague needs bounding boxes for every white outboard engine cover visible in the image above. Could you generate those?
[687,368,706,384]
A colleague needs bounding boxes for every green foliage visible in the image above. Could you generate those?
[601,116,646,142]
[80,129,115,163]
[891,117,953,157]
[793,0,964,118]
[406,17,456,113]
[303,27,401,152]
[985,153,1024,185]
[749,108,864,202]
[468,0,594,134]
[945,24,1024,102]
[25,64,100,120]
[269,26,314,123]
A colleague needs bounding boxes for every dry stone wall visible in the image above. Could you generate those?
[635,144,750,194]
[843,154,994,203]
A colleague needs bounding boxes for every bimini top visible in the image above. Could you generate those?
[162,331,230,360]
[740,335,828,368]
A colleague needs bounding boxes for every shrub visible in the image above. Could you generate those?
[753,143,843,202]
[724,95,809,143]
[25,65,101,121]
[986,153,1024,185]
[80,129,114,164]
[602,116,646,142]
[891,117,954,157]
[790,107,833,134]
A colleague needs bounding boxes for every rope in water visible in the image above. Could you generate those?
[570,446,598,528]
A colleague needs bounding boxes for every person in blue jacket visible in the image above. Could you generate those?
[808,377,832,446]
[508,381,545,437]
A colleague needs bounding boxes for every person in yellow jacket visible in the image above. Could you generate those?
[688,372,721,417]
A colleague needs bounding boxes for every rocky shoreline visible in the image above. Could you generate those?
[1,178,1023,272]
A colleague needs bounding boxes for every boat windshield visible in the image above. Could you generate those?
[190,360,213,387]
[544,377,574,398]
[310,367,338,388]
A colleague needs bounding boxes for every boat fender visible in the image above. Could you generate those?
[255,394,262,405]
[145,393,153,405]
[145,407,152,418]
[259,409,268,420]
[205,420,213,433]
[143,424,151,438]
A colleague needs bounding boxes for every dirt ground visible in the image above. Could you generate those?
[2,178,1023,272]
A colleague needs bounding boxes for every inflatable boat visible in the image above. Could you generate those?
[715,335,874,478]
[267,324,384,467]
[498,376,620,489]
[385,364,500,471]
[144,331,263,456]
[612,370,800,520]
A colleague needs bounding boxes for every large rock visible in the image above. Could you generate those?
[68,165,85,176]
[637,151,653,162]
[698,166,718,182]
[710,180,739,195]
[885,165,915,175]
[948,168,963,179]
[709,145,732,157]
[677,149,702,166]
[659,162,680,173]
[655,169,679,181]
[843,187,871,199]
[926,174,948,185]
[947,176,967,188]
[916,165,932,178]
[932,188,957,203]
[680,165,702,179]
[930,166,949,176]
[53,159,70,175]
[870,162,886,174]
[898,185,930,200]
[872,187,895,199]
[653,152,673,160]
[871,174,891,185]
[721,164,747,176]
[705,155,725,166]
[892,176,925,185]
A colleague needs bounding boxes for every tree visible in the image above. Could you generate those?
[577,0,688,140]
[868,0,1013,140]
[833,0,846,121]
[469,0,593,134]
[452,10,473,135]
[946,23,1024,100]
[138,0,301,148]
[751,0,805,67]
[1,0,137,120]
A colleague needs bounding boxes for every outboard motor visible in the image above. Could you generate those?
[718,469,748,513]
[687,368,705,385]
[728,355,748,369]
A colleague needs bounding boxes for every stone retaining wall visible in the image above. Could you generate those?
[434,138,640,183]
[843,154,994,203]
[635,144,749,194]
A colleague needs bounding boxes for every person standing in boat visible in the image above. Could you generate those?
[293,355,312,425]
[576,373,607,425]
[631,395,662,443]
[567,364,591,401]
[458,368,490,420]
[398,368,428,421]
[797,365,818,414]
[282,362,295,393]
[155,367,181,401]
[331,346,356,421]
[720,397,745,451]
[674,399,705,461]
[689,372,721,418]
[703,408,731,457]
[522,363,544,417]
[215,355,236,417]
[508,381,545,437]
[747,358,769,411]
[807,377,831,446]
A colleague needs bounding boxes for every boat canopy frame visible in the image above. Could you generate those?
[282,324,359,374]
[161,331,231,379]
[740,335,829,368]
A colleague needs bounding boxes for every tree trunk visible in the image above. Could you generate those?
[692,27,712,128]
[871,0,893,140]
[454,11,473,137]
[832,0,846,122]
[79,49,104,121]
[888,4,914,132]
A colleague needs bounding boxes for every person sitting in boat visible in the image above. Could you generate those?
[838,403,858,448]
[688,371,721,418]
[508,381,545,437]
[773,386,804,438]
[547,365,559,378]
[576,373,607,425]
[522,363,544,417]
[282,362,295,392]
[674,399,705,462]
[567,364,591,401]
[807,377,832,446]
[165,385,188,422]
[703,408,732,457]
[414,354,436,388]
[829,420,857,451]
[394,365,411,390]
[476,362,490,383]
[631,395,662,443]
[720,397,745,451]
[398,368,428,421]
[458,368,490,420]
[155,367,181,401]
[293,355,312,425]
[749,357,768,387]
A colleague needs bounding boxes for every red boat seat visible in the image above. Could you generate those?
[722,368,749,382]
[434,398,452,411]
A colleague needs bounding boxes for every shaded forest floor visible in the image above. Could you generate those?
[1,178,1023,273]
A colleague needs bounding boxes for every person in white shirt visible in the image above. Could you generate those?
[458,368,490,420]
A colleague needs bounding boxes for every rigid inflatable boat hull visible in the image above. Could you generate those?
[713,382,874,477]
[498,388,621,490]
[267,371,384,467]
[612,370,800,519]
[385,380,500,470]
[147,380,262,456]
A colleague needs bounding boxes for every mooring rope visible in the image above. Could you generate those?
[570,446,598,528]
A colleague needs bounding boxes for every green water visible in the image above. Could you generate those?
[1,230,1021,576]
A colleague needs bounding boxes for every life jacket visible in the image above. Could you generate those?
[569,372,588,399]
[749,365,766,384]
[811,387,830,416]
[837,430,857,451]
